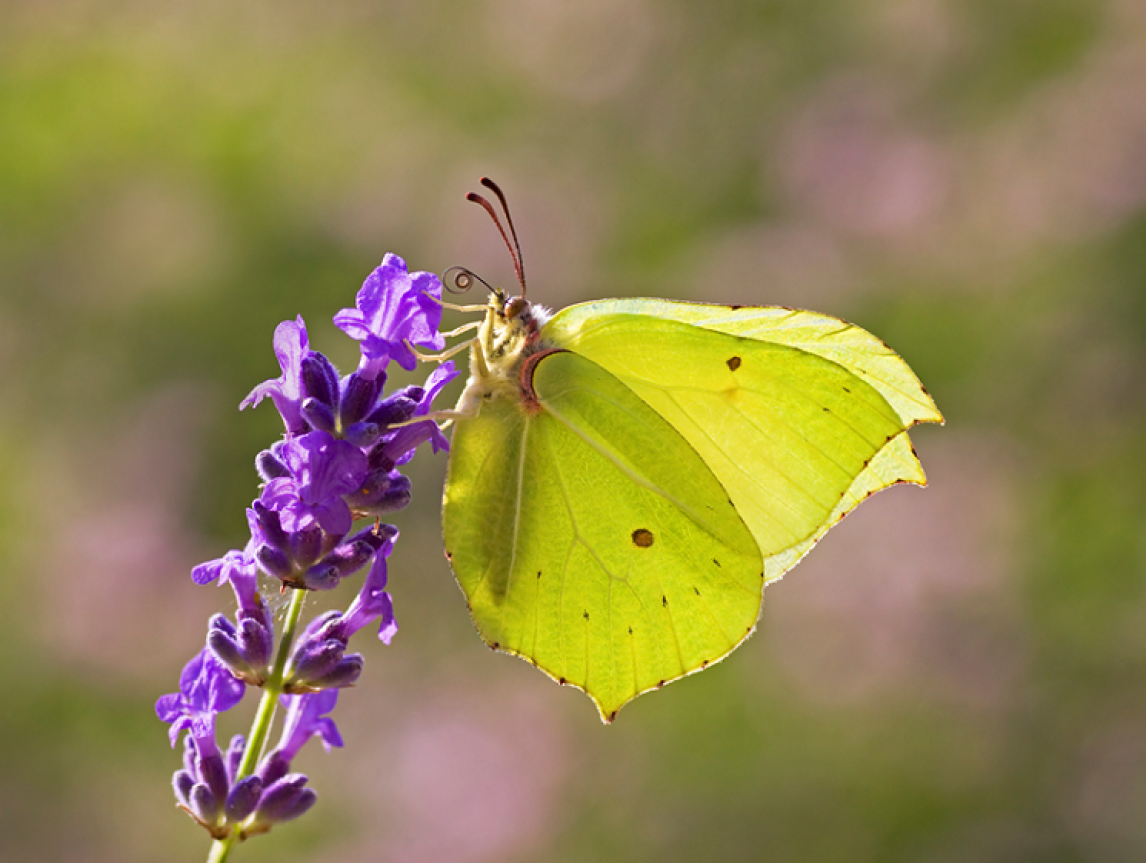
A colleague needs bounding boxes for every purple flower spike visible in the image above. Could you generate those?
[240,317,311,435]
[333,253,445,379]
[260,431,367,535]
[157,649,245,749]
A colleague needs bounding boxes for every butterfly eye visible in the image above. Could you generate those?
[505,297,528,320]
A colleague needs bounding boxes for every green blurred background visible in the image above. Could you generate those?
[3,1,1145,861]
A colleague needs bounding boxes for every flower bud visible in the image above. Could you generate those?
[188,782,220,825]
[291,525,326,569]
[255,775,317,824]
[302,563,341,591]
[256,449,290,482]
[224,735,246,783]
[339,372,382,427]
[301,352,339,413]
[321,531,383,578]
[207,620,251,680]
[173,770,195,809]
[236,613,272,671]
[306,654,364,691]
[225,775,263,822]
[258,751,290,788]
[343,421,381,448]
[301,397,337,434]
[365,391,418,429]
[198,751,230,806]
[255,545,293,580]
[347,471,411,514]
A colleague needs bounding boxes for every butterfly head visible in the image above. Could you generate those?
[485,288,550,360]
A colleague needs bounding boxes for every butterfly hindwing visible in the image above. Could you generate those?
[443,350,763,720]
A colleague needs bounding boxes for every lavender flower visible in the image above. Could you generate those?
[259,431,368,535]
[192,540,274,683]
[334,253,446,378]
[284,527,398,692]
[239,317,311,435]
[260,691,343,782]
[157,649,245,748]
[157,650,246,837]
[163,251,454,854]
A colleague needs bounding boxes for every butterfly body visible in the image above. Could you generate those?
[452,289,550,417]
[442,287,941,722]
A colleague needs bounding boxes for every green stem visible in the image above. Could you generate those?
[205,587,308,863]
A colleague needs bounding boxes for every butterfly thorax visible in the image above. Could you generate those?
[454,290,552,417]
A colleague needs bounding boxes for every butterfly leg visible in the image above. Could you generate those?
[406,338,476,363]
[440,321,482,339]
[387,408,472,430]
[428,296,488,314]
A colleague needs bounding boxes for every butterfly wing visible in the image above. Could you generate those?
[542,299,942,582]
[442,350,763,721]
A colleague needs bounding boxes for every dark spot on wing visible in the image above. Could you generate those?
[558,677,566,685]
[628,626,634,635]
[843,386,852,393]
[490,641,500,649]
[537,570,542,579]
[583,610,590,620]
[726,356,742,371]
[693,586,701,596]
[823,406,830,412]
[444,549,453,561]
[662,595,668,608]
[656,679,666,689]
[701,660,709,669]
[606,710,617,722]
[713,558,722,567]
[632,528,655,548]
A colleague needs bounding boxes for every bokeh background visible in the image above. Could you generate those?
[3,1,1145,861]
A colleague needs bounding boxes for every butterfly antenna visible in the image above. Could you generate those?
[467,177,528,297]
[443,265,496,295]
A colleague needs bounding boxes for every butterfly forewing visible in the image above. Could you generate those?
[543,306,931,578]
[545,299,943,428]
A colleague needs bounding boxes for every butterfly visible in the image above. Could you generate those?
[426,179,942,722]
